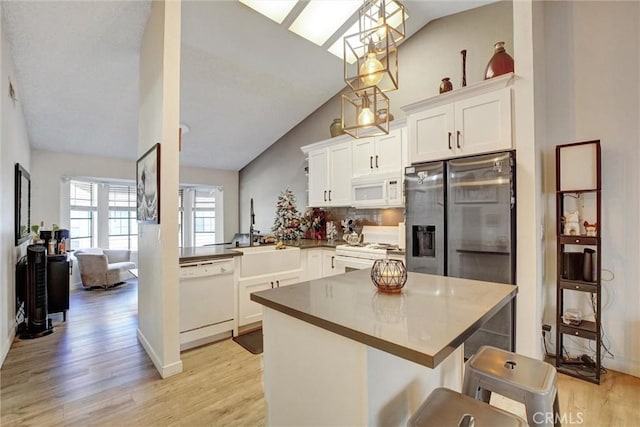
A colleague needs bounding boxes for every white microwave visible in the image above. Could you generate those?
[351,176,403,208]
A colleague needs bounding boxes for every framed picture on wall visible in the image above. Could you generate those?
[136,143,161,224]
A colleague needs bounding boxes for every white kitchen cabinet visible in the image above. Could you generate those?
[404,75,513,164]
[238,269,303,327]
[308,142,352,207]
[352,128,404,178]
[322,249,344,277]
[306,248,324,281]
[238,275,273,327]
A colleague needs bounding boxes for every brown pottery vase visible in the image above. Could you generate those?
[376,109,394,124]
[484,41,514,79]
[439,77,453,94]
[329,118,345,137]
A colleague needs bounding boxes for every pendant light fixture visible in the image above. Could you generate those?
[342,86,390,138]
[341,0,407,138]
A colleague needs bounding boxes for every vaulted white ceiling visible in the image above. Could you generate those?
[2,1,493,171]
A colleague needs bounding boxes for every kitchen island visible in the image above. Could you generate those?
[251,268,517,426]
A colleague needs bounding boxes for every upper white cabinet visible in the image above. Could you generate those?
[403,74,514,164]
[308,142,352,207]
[352,128,404,178]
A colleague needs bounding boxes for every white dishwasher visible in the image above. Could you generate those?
[179,258,234,351]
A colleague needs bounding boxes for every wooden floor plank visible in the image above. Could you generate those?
[1,278,638,426]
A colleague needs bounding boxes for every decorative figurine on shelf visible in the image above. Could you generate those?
[583,220,598,237]
[563,211,580,235]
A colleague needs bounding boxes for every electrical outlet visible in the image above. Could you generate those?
[542,324,551,332]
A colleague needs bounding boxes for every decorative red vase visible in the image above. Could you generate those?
[484,41,514,79]
[439,77,453,94]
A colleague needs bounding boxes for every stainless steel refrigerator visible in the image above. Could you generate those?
[405,151,516,359]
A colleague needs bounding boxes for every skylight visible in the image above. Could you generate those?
[239,0,297,24]
[288,0,361,46]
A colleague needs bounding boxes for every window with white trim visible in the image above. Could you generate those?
[69,180,97,250]
[108,184,138,250]
[193,189,216,246]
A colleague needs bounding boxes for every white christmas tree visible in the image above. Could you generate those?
[271,188,303,241]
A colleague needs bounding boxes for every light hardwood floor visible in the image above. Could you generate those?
[2,280,638,426]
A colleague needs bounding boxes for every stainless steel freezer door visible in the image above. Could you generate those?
[446,151,516,359]
[405,162,445,276]
[446,151,515,283]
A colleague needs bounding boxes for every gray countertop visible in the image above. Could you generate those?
[179,239,406,263]
[179,246,242,263]
[251,269,516,368]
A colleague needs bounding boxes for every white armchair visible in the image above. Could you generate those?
[75,248,136,289]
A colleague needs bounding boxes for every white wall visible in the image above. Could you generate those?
[0,11,32,365]
[240,1,514,235]
[30,150,238,243]
[136,0,182,378]
[540,1,640,376]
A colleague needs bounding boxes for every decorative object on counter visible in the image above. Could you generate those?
[562,210,580,235]
[371,292,406,323]
[460,49,467,87]
[329,118,345,137]
[376,108,394,124]
[341,218,356,234]
[275,241,287,250]
[271,188,303,242]
[302,207,327,240]
[343,231,363,245]
[370,259,407,293]
[439,77,453,94]
[484,41,514,79]
[583,220,597,237]
[136,143,161,224]
[260,235,277,244]
[326,221,337,242]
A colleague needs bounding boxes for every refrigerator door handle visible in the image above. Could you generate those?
[448,132,452,150]
[456,130,461,149]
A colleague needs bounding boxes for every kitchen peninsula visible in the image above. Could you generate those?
[251,269,517,426]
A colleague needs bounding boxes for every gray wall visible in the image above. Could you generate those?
[239,1,514,235]
[539,1,640,376]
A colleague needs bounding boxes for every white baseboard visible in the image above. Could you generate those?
[137,328,183,379]
[1,328,16,368]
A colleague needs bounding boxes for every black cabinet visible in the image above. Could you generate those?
[555,140,601,384]
[47,254,70,321]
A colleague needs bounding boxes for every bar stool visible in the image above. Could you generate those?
[462,345,560,427]
[407,387,527,427]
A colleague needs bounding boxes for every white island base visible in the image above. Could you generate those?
[262,308,464,427]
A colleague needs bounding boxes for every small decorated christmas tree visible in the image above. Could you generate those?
[271,188,303,241]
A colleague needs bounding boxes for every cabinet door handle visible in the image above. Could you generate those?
[323,190,327,202]
[276,280,280,288]
[456,130,461,149]
[370,156,373,169]
[448,132,452,150]
[270,281,274,288]
[375,155,379,168]
[328,190,332,201]
[331,256,335,269]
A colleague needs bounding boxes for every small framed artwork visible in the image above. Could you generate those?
[137,143,161,224]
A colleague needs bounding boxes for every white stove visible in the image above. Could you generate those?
[335,226,401,271]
